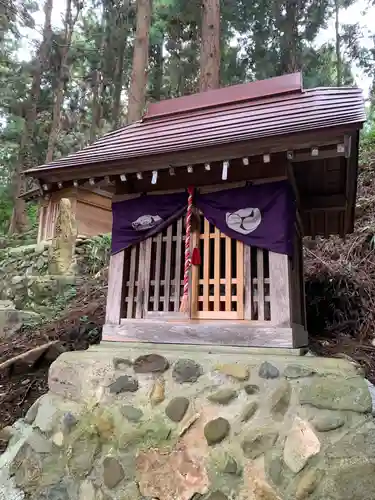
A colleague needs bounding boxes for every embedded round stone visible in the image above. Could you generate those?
[62,412,77,432]
[113,357,133,370]
[216,363,249,381]
[241,401,258,422]
[150,378,165,406]
[172,359,203,383]
[206,492,228,500]
[109,375,139,394]
[121,405,144,422]
[312,415,345,432]
[208,388,237,405]
[165,397,190,422]
[133,354,169,374]
[244,384,260,395]
[204,417,230,445]
[223,455,238,474]
[259,361,279,379]
[241,426,279,459]
[103,456,125,489]
[270,380,291,418]
[284,364,315,379]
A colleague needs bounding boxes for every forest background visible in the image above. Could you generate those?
[1,0,375,234]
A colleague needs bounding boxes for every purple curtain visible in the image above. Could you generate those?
[111,192,187,254]
[195,181,295,255]
[111,181,295,256]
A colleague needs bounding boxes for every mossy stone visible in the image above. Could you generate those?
[208,388,237,405]
[204,418,230,445]
[165,397,190,422]
[121,405,144,422]
[300,377,372,413]
[241,426,279,459]
[284,364,315,379]
[172,359,203,383]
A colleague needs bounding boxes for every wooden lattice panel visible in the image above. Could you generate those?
[123,217,185,318]
[191,218,244,319]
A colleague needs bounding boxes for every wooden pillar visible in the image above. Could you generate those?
[105,250,125,325]
[269,251,292,328]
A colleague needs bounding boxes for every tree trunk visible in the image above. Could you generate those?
[112,36,126,128]
[335,0,342,86]
[200,0,220,91]
[8,0,53,234]
[280,0,300,74]
[127,0,152,123]
[45,0,81,163]
[149,40,163,101]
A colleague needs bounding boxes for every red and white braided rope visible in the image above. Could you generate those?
[182,187,194,300]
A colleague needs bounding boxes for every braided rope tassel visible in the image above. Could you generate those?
[180,186,194,312]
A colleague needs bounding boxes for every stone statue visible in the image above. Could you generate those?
[48,198,78,275]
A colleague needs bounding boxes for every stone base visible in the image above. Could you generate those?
[1,343,375,499]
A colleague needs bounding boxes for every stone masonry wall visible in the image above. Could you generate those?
[1,343,375,500]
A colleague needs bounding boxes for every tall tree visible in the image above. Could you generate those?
[8,0,54,234]
[200,0,220,90]
[45,0,82,163]
[127,0,152,123]
[334,0,342,86]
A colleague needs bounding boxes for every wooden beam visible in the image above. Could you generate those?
[290,147,345,163]
[105,251,125,325]
[115,158,288,196]
[102,320,295,348]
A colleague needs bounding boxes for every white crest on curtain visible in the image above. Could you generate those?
[132,214,162,231]
[225,208,261,234]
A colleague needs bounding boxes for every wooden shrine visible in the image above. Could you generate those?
[21,185,113,242]
[24,73,365,349]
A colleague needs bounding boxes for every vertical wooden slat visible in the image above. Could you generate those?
[142,237,152,318]
[203,218,210,310]
[269,251,291,327]
[163,225,173,311]
[153,233,162,311]
[236,241,244,318]
[136,241,146,318]
[214,227,221,311]
[244,245,252,319]
[105,251,125,324]
[225,235,232,312]
[190,229,199,317]
[127,246,137,318]
[257,248,265,320]
[174,218,183,311]
[37,206,44,243]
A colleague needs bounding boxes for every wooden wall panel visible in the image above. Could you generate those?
[76,200,112,237]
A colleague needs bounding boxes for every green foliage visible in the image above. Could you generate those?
[84,233,111,274]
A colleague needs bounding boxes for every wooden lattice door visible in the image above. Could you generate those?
[191,217,244,319]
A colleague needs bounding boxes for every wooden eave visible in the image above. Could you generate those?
[30,124,359,184]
